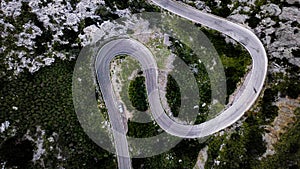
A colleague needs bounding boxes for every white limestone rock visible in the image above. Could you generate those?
[228,14,249,24]
[0,0,22,18]
[286,0,300,4]
[279,7,300,22]
[0,121,10,133]
[261,4,281,16]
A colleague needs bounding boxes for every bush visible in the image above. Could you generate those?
[258,108,300,169]
[0,60,115,168]
[0,136,34,168]
[166,74,181,117]
[128,76,149,111]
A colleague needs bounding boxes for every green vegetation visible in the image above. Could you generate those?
[258,88,279,123]
[162,21,296,169]
[132,139,205,169]
[205,113,266,169]
[186,0,233,17]
[128,76,149,112]
[205,107,300,169]
[168,37,211,123]
[245,0,284,28]
[205,134,227,168]
[148,24,253,168]
[247,15,261,29]
[271,57,300,99]
[199,28,252,97]
[257,108,300,169]
[204,78,283,169]
[95,5,119,21]
[0,60,115,168]
[0,135,34,168]
[1,0,298,168]
[203,0,232,17]
[204,52,300,169]
[114,56,142,114]
[0,0,159,79]
[166,29,251,123]
[166,75,181,117]
[146,38,172,69]
[127,120,161,138]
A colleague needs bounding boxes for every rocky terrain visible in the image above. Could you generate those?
[263,96,300,157]
[182,0,299,168]
[0,0,299,168]
[0,0,129,76]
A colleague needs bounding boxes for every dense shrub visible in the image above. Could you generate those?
[0,60,115,168]
[0,135,34,168]
[166,74,181,117]
[128,76,149,112]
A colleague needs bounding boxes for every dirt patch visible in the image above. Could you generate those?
[262,96,300,157]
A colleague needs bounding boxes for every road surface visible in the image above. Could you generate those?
[94,0,268,168]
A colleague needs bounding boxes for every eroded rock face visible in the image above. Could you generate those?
[263,97,300,157]
[286,0,300,5]
[226,0,300,67]
[261,4,281,16]
[227,14,249,24]
[279,7,300,22]
[252,4,300,67]
[266,21,300,66]
[193,0,212,12]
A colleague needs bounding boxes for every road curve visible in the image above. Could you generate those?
[95,0,267,168]
[147,0,268,137]
[95,39,158,169]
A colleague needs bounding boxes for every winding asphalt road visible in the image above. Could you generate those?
[95,39,157,169]
[95,0,268,168]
